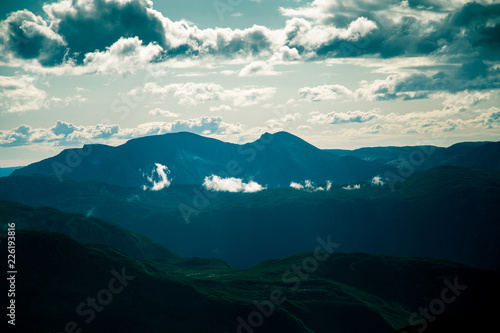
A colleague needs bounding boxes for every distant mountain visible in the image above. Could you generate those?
[325,141,500,172]
[9,230,500,332]
[0,200,177,261]
[0,166,22,177]
[10,131,394,188]
[2,166,499,270]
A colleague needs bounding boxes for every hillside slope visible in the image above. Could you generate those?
[6,230,499,333]
[2,166,499,270]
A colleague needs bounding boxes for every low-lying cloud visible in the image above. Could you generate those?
[290,180,332,192]
[142,163,171,191]
[371,176,385,186]
[203,175,265,193]
[342,184,361,191]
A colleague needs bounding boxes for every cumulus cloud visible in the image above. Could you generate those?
[203,175,265,193]
[0,120,120,147]
[0,0,280,72]
[0,117,243,147]
[280,0,500,61]
[0,0,498,82]
[83,37,164,74]
[308,110,378,124]
[143,163,171,191]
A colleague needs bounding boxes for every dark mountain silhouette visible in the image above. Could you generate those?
[10,131,394,188]
[326,141,500,172]
[8,230,500,333]
[0,199,177,261]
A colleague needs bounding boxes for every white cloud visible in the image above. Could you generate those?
[203,175,266,193]
[290,181,304,190]
[299,84,353,102]
[308,110,378,124]
[148,107,179,117]
[83,37,164,75]
[210,105,233,112]
[0,117,244,147]
[342,184,361,190]
[0,75,47,113]
[371,176,385,186]
[266,112,301,130]
[0,75,87,113]
[139,82,277,107]
[238,61,279,77]
[468,107,500,129]
[289,180,331,192]
[297,125,312,131]
[143,163,171,191]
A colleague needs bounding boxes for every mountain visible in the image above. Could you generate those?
[10,131,394,188]
[0,166,22,177]
[0,200,177,261]
[2,166,499,270]
[7,230,500,332]
[325,141,500,173]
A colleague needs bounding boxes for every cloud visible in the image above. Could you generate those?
[0,75,87,113]
[299,84,354,102]
[148,107,179,117]
[0,0,280,71]
[0,10,67,67]
[143,163,171,191]
[342,184,361,190]
[1,0,499,76]
[203,175,265,193]
[0,117,243,147]
[0,75,47,113]
[139,82,277,107]
[0,121,120,147]
[468,107,500,129]
[356,61,500,101]
[278,0,500,64]
[209,105,232,112]
[238,61,279,76]
[265,112,301,130]
[289,180,331,192]
[83,37,164,74]
[371,176,385,186]
[121,117,244,137]
[308,110,378,124]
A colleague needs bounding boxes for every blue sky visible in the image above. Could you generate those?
[0,0,499,167]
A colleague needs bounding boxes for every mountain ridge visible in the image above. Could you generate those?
[11,131,394,188]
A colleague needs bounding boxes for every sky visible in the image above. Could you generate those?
[0,0,499,167]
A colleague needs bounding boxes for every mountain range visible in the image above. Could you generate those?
[326,141,500,172]
[11,131,395,188]
[2,131,500,332]
[11,132,500,189]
